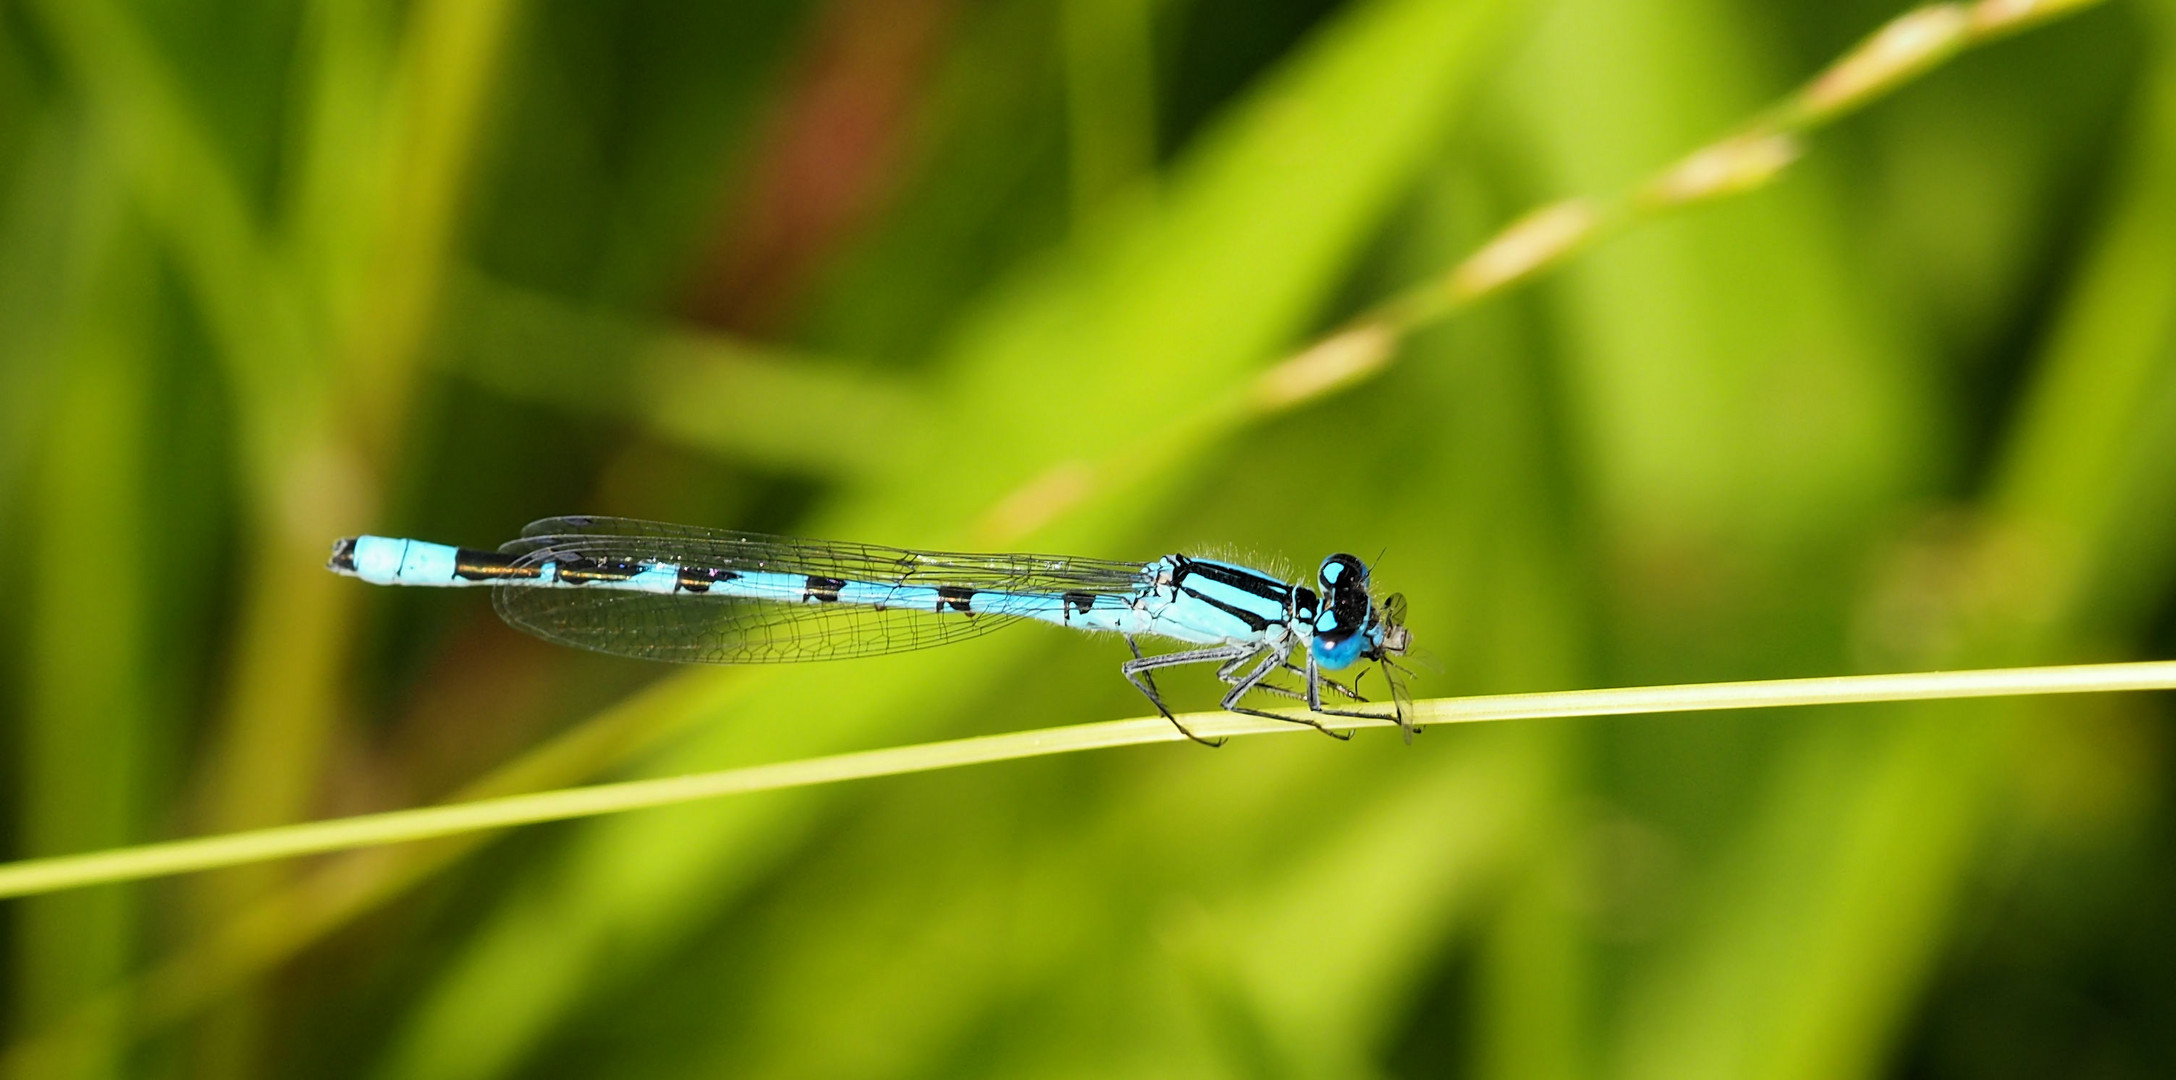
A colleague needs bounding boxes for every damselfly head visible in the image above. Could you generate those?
[1310,555,1414,677]
[1308,553,1378,670]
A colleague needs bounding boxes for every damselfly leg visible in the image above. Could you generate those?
[1282,662,1366,703]
[1121,637,1254,746]
[1212,646,1354,741]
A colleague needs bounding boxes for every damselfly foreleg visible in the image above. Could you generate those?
[1301,653,1401,730]
[1220,659,1365,713]
[1217,645,1351,741]
[1281,661,1365,703]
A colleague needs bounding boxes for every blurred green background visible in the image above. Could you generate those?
[4,0,2175,1076]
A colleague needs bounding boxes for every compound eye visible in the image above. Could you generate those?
[1318,554,1366,591]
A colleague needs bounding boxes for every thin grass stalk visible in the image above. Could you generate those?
[0,661,2167,901]
[1237,0,2109,420]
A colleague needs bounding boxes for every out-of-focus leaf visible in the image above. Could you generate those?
[442,275,924,476]
[1061,0,1163,218]
[15,207,155,1080]
[1504,0,1928,581]
[0,120,87,511]
[1994,0,2176,628]
[467,1,812,309]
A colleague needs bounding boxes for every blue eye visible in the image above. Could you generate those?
[1317,553,1365,590]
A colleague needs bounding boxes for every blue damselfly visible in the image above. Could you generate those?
[329,517,1414,744]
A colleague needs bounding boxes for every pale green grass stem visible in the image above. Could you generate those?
[0,660,2166,900]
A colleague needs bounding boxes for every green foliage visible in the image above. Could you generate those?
[1,0,2172,1077]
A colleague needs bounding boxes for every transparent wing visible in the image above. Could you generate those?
[491,588,1030,664]
[491,517,1150,664]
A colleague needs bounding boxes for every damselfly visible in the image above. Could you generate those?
[328,517,1415,744]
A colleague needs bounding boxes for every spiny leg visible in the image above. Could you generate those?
[1282,661,1364,703]
[1304,653,1399,727]
[1217,654,1346,706]
[1220,646,1351,741]
[1245,679,1307,703]
[1124,637,1163,714]
[1122,639,1255,747]
[1230,658,1335,704]
[1125,638,1231,719]
[1222,652,1305,702]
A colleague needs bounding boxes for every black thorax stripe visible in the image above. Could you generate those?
[1171,557,1288,634]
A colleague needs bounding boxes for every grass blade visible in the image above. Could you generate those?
[0,661,2166,901]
